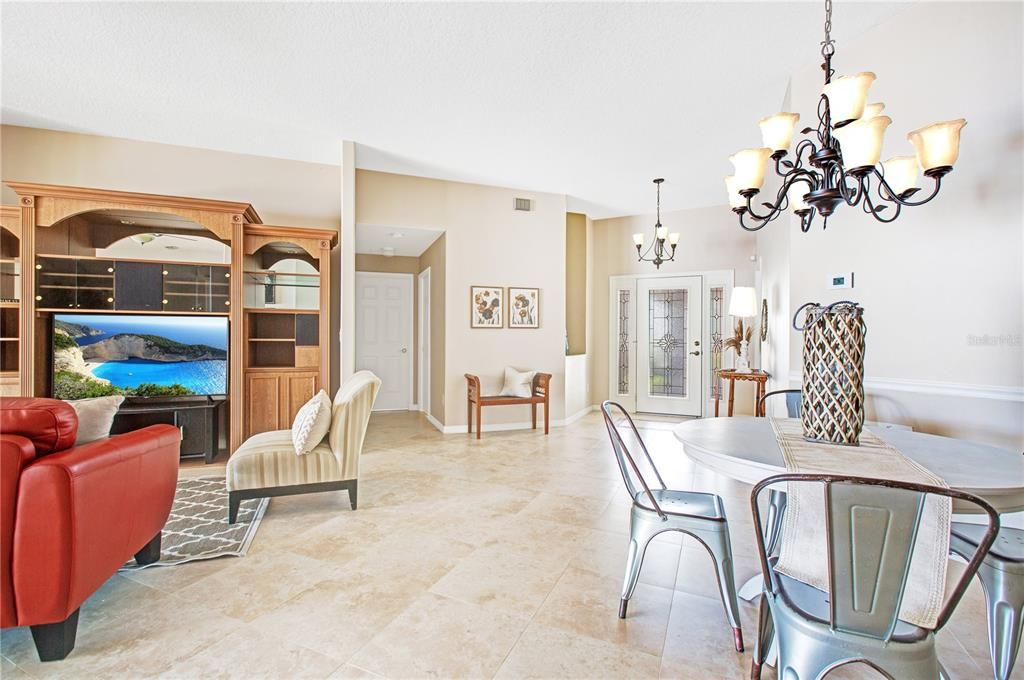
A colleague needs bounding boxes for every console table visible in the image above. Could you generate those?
[714,369,770,417]
[112,397,225,464]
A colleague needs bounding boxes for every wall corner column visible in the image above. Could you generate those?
[340,140,356,384]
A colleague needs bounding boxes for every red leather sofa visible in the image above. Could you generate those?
[0,397,180,661]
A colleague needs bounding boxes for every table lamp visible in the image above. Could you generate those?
[728,286,758,373]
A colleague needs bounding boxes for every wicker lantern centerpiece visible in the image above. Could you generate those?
[793,301,866,445]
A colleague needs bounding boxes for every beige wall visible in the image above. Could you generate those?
[758,1,1023,448]
[565,212,588,355]
[355,254,420,406]
[0,125,341,229]
[418,234,446,423]
[356,169,567,428]
[591,204,758,406]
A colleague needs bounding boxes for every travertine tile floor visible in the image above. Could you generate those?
[0,412,1013,679]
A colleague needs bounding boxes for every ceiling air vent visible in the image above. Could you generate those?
[514,198,532,212]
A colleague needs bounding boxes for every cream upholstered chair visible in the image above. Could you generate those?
[226,370,381,523]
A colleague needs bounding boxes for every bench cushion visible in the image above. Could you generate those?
[226,429,346,492]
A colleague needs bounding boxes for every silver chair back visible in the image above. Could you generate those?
[751,473,999,638]
[600,401,668,518]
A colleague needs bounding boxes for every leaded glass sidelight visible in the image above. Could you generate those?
[617,289,630,394]
[709,287,724,400]
[648,289,687,397]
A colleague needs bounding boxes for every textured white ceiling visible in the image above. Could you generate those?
[1,2,912,218]
[356,224,443,257]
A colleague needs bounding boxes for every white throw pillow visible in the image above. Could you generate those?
[68,395,125,445]
[292,390,333,455]
[499,367,536,398]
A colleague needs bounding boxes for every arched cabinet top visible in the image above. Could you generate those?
[5,182,261,242]
[0,205,22,237]
[243,224,337,260]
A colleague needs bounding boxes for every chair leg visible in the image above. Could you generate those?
[348,481,358,510]
[134,531,162,566]
[468,398,473,435]
[228,492,240,524]
[532,403,537,429]
[620,520,659,618]
[750,594,774,680]
[976,560,1024,680]
[476,403,482,440]
[544,400,549,434]
[694,527,745,652]
[30,609,80,662]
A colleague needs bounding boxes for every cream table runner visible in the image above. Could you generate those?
[771,418,951,629]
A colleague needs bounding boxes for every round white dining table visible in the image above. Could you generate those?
[674,416,1024,604]
[673,417,1024,514]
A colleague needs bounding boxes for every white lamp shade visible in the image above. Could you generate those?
[882,156,920,195]
[786,183,810,212]
[668,232,680,245]
[907,119,967,171]
[632,232,645,246]
[724,176,746,209]
[822,72,877,124]
[729,148,773,191]
[860,102,886,120]
[728,286,758,318]
[759,113,801,152]
[655,226,667,241]
[835,115,892,169]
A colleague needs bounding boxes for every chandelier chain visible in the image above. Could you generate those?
[820,0,835,59]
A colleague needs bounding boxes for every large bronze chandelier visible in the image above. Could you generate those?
[726,0,966,232]
[633,178,680,269]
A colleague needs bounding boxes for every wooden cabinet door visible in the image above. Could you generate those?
[115,261,163,311]
[244,371,319,438]
[246,374,283,437]
[281,373,318,425]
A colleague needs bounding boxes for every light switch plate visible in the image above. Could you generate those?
[828,272,854,289]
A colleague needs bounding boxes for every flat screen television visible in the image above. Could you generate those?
[52,313,228,400]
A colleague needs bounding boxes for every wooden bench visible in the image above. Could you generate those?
[465,372,552,439]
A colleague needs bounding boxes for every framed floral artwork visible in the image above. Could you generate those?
[509,287,540,328]
[470,286,504,328]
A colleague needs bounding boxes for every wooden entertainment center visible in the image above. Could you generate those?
[1,182,337,456]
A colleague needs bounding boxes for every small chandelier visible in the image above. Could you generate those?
[633,178,679,269]
[726,0,966,232]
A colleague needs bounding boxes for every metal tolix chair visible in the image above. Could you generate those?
[948,523,1024,680]
[757,388,802,418]
[749,473,1000,680]
[600,401,744,652]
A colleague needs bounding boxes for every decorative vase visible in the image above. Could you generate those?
[793,301,866,445]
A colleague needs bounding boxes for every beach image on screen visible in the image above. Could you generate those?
[52,314,228,400]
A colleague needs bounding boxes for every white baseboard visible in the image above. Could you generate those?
[424,412,445,433]
[409,403,419,411]
[785,373,1024,403]
[562,404,598,426]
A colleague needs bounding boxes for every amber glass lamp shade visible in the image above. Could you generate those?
[759,113,801,153]
[882,156,920,195]
[822,72,876,125]
[724,176,746,209]
[835,115,892,169]
[729,148,773,191]
[907,119,967,171]
[787,183,810,213]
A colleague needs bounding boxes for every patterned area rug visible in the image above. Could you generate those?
[121,476,268,570]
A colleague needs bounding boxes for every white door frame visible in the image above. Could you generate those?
[608,269,735,416]
[355,271,415,410]
[417,267,431,415]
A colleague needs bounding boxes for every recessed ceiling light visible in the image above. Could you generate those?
[381,246,395,257]
[389,232,404,239]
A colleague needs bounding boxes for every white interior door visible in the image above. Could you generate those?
[355,272,413,411]
[636,276,703,416]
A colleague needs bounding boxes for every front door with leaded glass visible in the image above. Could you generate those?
[636,276,703,416]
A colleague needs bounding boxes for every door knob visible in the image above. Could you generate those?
[690,350,701,356]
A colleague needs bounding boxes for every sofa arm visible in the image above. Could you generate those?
[11,425,180,626]
[0,398,78,457]
[1,435,36,628]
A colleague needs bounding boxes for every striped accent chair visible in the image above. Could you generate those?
[226,371,381,522]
